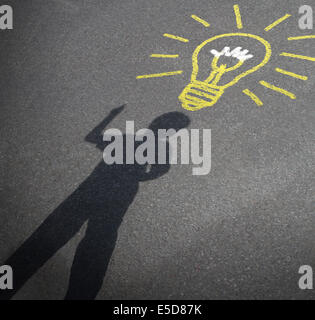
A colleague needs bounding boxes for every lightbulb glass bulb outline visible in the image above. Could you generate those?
[179,33,272,111]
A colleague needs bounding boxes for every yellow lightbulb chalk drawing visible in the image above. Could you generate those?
[179,34,271,110]
[136,4,315,111]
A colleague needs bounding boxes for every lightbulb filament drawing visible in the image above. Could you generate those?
[136,4,315,111]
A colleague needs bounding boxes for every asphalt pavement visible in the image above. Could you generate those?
[0,0,315,299]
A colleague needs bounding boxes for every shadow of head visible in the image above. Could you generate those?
[86,108,191,151]
[148,112,191,135]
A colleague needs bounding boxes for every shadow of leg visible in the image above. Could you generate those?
[65,216,119,300]
[0,194,89,300]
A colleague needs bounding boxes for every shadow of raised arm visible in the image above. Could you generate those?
[85,105,125,146]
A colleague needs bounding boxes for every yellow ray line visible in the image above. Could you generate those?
[191,14,210,27]
[242,89,263,106]
[275,68,308,80]
[280,52,315,62]
[288,35,315,40]
[233,5,243,29]
[259,80,296,99]
[150,54,179,58]
[136,70,183,79]
[163,33,189,43]
[264,14,291,31]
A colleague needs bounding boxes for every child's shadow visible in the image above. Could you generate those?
[1,106,190,300]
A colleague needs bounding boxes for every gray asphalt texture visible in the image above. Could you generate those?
[0,0,315,299]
